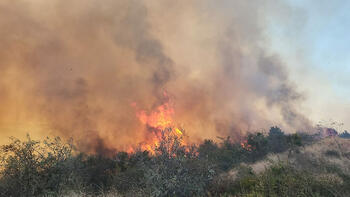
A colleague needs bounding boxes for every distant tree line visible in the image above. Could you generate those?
[340,130,350,138]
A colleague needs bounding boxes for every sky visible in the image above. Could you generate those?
[265,0,350,131]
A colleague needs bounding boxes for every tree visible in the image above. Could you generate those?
[267,126,288,153]
[246,132,268,162]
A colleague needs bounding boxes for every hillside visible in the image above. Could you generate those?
[0,130,349,197]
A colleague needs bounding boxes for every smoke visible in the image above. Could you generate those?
[0,0,312,153]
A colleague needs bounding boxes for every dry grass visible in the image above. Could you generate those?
[226,137,350,179]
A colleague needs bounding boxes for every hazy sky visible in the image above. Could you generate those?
[265,0,350,131]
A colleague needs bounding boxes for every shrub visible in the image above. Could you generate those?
[78,155,117,192]
[244,132,268,163]
[267,126,288,153]
[0,135,75,196]
[202,137,244,171]
[213,162,347,197]
[324,150,340,158]
[142,129,215,197]
[112,151,149,194]
[198,139,219,163]
[1,128,347,196]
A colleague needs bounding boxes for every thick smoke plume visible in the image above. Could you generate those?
[0,0,311,153]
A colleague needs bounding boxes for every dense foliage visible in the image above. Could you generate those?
[0,127,349,196]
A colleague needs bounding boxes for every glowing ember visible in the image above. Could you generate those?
[240,140,252,151]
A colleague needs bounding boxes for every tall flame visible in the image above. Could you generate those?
[131,94,185,154]
[136,102,174,130]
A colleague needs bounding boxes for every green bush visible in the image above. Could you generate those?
[245,132,269,162]
[213,162,348,197]
[324,150,340,158]
[198,137,244,171]
[113,151,149,193]
[0,128,348,196]
[197,127,309,172]
[142,129,215,197]
[0,135,75,196]
[267,126,288,153]
[0,135,120,196]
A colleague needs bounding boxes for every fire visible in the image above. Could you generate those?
[240,140,252,151]
[131,95,186,154]
[136,102,174,130]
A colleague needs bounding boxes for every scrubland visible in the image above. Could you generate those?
[0,127,349,197]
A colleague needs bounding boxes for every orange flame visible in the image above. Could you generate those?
[130,95,186,154]
[240,140,252,151]
[136,102,174,130]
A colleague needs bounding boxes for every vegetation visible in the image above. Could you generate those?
[339,130,350,139]
[213,162,348,197]
[0,127,349,196]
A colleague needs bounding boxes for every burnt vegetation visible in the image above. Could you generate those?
[0,127,349,197]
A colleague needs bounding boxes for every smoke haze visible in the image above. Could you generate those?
[0,0,312,153]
